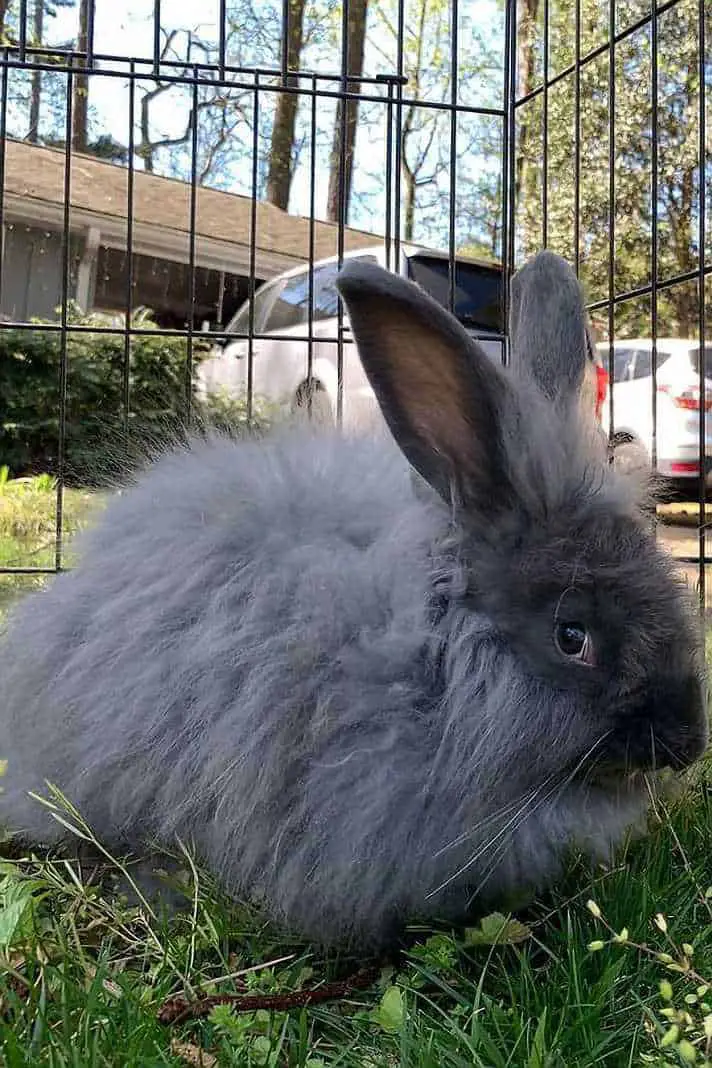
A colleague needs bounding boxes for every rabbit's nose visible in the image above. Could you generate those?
[614,674,708,773]
[652,673,709,771]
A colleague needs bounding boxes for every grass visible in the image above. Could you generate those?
[1,474,712,1066]
[0,465,99,619]
[1,780,711,1067]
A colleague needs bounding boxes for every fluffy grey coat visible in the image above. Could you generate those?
[0,252,707,948]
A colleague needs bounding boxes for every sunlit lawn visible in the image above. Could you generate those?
[0,466,100,621]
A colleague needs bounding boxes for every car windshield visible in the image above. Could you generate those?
[406,255,502,332]
[689,345,712,379]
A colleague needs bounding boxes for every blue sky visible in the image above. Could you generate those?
[36,0,505,245]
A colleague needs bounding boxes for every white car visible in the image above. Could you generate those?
[596,338,712,490]
[197,245,504,428]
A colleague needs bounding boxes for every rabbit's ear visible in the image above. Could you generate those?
[337,260,513,511]
[508,250,590,407]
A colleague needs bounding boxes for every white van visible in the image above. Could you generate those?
[197,244,504,427]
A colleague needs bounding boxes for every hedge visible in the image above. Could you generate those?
[0,307,270,486]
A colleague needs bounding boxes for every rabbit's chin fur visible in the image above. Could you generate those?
[0,428,662,948]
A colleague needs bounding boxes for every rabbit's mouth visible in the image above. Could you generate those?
[572,764,653,798]
[583,767,651,792]
[565,746,659,794]
[598,728,705,777]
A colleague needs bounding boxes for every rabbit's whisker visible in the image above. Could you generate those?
[465,730,616,905]
[426,777,558,900]
[648,724,658,774]
[432,789,540,860]
[463,775,571,906]
[578,754,605,803]
[429,732,612,901]
[465,835,513,905]
[643,771,658,808]
[654,734,681,768]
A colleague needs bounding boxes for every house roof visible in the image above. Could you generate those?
[2,139,382,279]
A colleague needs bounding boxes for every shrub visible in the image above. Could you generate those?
[0,307,217,485]
[197,386,278,438]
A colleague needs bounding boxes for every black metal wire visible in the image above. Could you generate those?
[153,0,162,79]
[384,78,394,271]
[651,11,658,473]
[514,0,684,111]
[542,0,549,248]
[185,69,200,423]
[0,51,466,116]
[502,0,517,363]
[0,319,509,345]
[307,74,317,389]
[218,0,227,79]
[0,44,405,93]
[447,0,459,314]
[336,0,350,427]
[0,56,8,316]
[55,71,74,571]
[606,0,616,438]
[697,0,707,612]
[573,0,580,275]
[587,265,712,312]
[123,62,136,436]
[393,0,405,267]
[85,0,96,68]
[17,0,27,63]
[246,72,260,426]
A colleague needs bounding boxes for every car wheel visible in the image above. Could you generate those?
[291,380,333,426]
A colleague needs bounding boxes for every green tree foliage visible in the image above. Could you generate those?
[515,0,711,339]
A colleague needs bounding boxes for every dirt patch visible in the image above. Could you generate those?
[656,515,711,614]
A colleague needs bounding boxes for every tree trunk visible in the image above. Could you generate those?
[71,0,89,153]
[514,0,540,258]
[394,0,427,242]
[326,0,368,223]
[666,166,695,336]
[28,0,43,142]
[139,91,155,172]
[402,159,415,241]
[265,0,306,210]
[661,42,697,337]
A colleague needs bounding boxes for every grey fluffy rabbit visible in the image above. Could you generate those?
[0,251,707,949]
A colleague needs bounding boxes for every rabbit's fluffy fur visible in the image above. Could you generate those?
[0,252,707,948]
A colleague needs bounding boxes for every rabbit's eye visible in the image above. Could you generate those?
[554,622,594,665]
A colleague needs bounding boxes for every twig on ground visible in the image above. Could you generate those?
[157,966,380,1025]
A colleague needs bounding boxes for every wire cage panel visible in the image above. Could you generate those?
[0,0,708,612]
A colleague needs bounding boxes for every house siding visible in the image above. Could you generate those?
[1,223,81,321]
